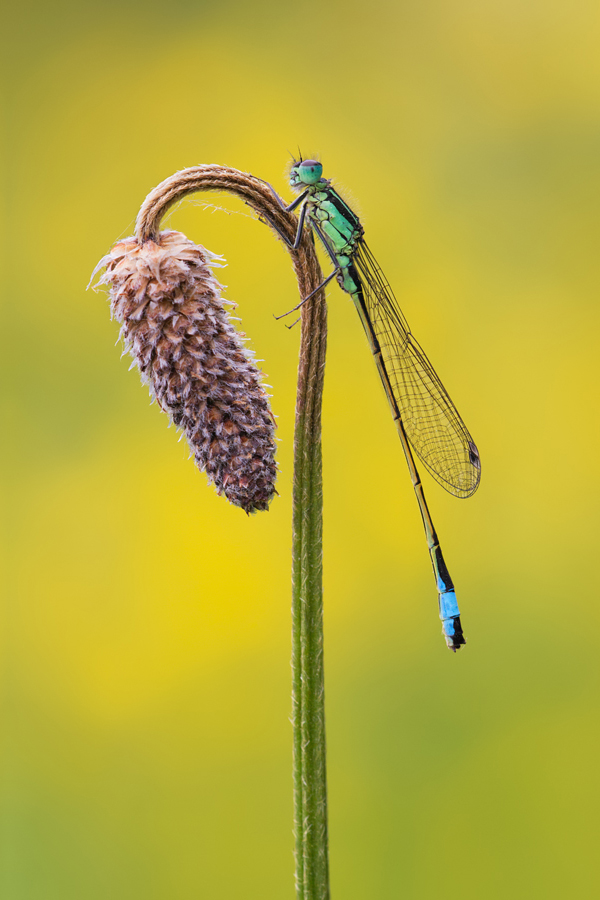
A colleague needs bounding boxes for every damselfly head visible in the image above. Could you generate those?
[289,158,323,189]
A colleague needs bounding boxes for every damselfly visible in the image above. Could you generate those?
[268,158,481,650]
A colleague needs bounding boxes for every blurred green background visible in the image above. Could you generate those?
[3,0,600,897]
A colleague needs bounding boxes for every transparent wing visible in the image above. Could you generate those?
[353,241,481,498]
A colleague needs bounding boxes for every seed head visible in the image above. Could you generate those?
[93,230,277,512]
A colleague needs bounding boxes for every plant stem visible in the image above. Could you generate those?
[135,165,330,900]
[292,237,328,900]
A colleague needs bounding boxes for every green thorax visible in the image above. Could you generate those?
[303,181,363,258]
[299,182,363,297]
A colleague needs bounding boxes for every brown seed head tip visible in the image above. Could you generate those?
[94,230,277,512]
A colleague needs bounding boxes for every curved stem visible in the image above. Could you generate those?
[136,166,329,900]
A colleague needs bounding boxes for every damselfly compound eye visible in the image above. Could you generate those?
[297,161,323,185]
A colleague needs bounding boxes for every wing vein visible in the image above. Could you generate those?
[354,241,481,498]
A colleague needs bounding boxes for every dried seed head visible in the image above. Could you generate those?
[93,230,277,512]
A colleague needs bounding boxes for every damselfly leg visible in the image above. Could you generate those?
[274,269,340,320]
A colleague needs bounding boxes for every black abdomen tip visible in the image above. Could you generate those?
[445,616,466,652]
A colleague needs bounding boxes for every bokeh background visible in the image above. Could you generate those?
[3,1,600,897]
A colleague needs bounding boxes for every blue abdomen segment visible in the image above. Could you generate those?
[439,589,459,620]
[438,590,465,651]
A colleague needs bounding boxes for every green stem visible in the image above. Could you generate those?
[292,278,328,900]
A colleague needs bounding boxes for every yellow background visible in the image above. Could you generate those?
[3,1,600,897]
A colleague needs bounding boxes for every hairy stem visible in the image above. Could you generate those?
[136,166,329,900]
[292,219,329,900]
